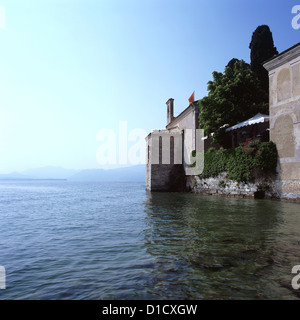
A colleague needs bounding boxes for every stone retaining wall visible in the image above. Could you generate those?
[187,172,300,202]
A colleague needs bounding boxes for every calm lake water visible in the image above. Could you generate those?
[0,180,300,300]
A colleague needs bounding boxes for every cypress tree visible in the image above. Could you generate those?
[249,25,278,93]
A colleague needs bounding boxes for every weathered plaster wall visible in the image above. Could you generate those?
[146,129,185,191]
[167,105,199,172]
[146,102,200,191]
[264,44,300,197]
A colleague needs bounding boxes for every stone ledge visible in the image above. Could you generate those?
[189,173,300,202]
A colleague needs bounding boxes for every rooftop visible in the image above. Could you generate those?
[263,42,300,71]
[166,100,200,129]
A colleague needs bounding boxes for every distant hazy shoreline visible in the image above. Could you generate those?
[0,165,145,182]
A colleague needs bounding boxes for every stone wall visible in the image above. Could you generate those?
[148,164,185,192]
[146,100,201,192]
[146,164,174,192]
[190,174,258,198]
[146,128,185,191]
[188,172,300,202]
[264,43,300,198]
[166,103,200,174]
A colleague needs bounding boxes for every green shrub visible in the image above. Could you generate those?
[200,147,228,178]
[218,180,227,188]
[199,141,277,182]
[254,141,277,172]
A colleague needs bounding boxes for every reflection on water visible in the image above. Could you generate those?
[143,192,300,299]
[0,181,299,300]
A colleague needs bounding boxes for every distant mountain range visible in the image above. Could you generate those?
[68,165,145,181]
[0,165,146,182]
[0,172,33,180]
[22,166,78,180]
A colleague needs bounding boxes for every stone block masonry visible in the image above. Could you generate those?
[188,173,300,202]
[264,43,300,199]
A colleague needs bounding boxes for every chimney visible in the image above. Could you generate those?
[166,98,174,125]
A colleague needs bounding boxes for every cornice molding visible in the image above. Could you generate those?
[264,44,300,72]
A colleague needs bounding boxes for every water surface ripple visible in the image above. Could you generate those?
[0,181,300,300]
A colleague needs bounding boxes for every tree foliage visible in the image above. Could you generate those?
[249,25,278,92]
[200,140,277,182]
[198,59,268,146]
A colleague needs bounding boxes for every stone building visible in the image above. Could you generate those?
[145,98,204,191]
[147,43,300,198]
[263,42,300,197]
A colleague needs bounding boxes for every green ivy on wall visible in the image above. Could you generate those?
[199,140,277,182]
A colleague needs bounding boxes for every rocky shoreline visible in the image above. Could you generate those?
[187,173,300,203]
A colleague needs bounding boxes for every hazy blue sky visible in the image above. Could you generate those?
[0,0,299,173]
